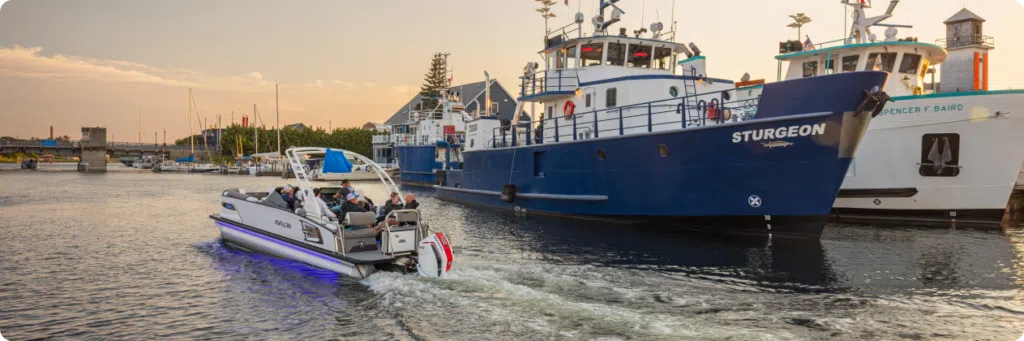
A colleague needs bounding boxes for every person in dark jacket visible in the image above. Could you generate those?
[333,193,367,223]
[281,185,297,210]
[403,194,419,210]
[377,192,403,223]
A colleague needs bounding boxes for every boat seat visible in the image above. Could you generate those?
[261,191,290,210]
[340,212,379,253]
[343,212,377,227]
[391,210,420,224]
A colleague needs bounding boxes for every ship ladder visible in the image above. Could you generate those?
[683,66,702,126]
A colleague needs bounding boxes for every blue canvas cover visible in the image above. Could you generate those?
[323,148,352,173]
[175,154,194,163]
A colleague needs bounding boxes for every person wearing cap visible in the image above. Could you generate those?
[335,193,368,225]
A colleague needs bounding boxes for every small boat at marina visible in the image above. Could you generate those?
[428,0,892,239]
[310,157,399,182]
[767,1,1024,228]
[133,156,155,169]
[209,147,454,278]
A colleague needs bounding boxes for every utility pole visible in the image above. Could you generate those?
[329,120,332,131]
[138,108,142,144]
[253,104,258,156]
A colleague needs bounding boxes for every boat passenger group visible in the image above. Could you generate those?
[278,179,420,236]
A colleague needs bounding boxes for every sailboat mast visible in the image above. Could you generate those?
[189,88,194,156]
[138,108,141,144]
[276,84,280,159]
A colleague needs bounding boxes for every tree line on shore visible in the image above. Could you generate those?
[174,125,382,159]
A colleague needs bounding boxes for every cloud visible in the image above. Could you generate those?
[0,45,274,92]
[304,79,324,88]
[363,82,377,88]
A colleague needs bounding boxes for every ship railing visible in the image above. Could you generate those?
[936,34,994,49]
[490,88,760,148]
[520,68,580,99]
[387,134,434,146]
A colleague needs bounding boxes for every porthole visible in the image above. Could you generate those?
[669,86,679,97]
[597,148,606,160]
[658,144,669,157]
[723,91,731,101]
[470,139,474,148]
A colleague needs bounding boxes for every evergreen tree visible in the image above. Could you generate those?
[418,53,447,111]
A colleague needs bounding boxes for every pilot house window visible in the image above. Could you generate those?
[564,45,578,69]
[606,88,617,108]
[580,43,603,67]
[802,61,818,77]
[627,44,652,68]
[606,43,625,66]
[653,47,673,70]
[899,53,922,74]
[842,55,860,72]
[866,52,898,72]
[919,133,960,177]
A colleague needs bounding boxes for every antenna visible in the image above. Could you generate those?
[787,13,812,41]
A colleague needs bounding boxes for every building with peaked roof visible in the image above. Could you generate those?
[283,123,307,131]
[384,79,527,127]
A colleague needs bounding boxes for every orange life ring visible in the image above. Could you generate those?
[563,101,576,118]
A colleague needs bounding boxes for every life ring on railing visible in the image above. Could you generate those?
[563,101,576,118]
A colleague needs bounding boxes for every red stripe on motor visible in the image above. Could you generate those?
[436,233,454,272]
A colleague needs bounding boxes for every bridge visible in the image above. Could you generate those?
[0,140,218,159]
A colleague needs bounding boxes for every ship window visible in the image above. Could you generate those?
[606,88,618,108]
[547,106,554,119]
[827,58,837,74]
[653,47,673,70]
[919,133,960,177]
[658,144,669,157]
[564,44,578,69]
[669,86,679,97]
[899,53,922,74]
[842,55,860,72]
[802,61,818,77]
[606,43,625,66]
[597,148,606,160]
[533,151,546,177]
[627,44,652,68]
[866,52,898,72]
[585,93,592,107]
[580,43,603,66]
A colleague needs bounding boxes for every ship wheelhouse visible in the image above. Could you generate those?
[777,42,946,98]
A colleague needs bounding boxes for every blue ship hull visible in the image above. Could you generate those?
[435,72,890,238]
[396,145,438,186]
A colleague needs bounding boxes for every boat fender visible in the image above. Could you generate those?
[416,232,454,278]
[563,101,576,118]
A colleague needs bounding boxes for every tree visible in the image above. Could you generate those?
[418,53,447,111]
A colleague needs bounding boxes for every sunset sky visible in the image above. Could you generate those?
[0,0,1021,141]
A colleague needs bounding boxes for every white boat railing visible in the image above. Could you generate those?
[372,134,434,146]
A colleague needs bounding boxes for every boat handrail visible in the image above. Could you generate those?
[519,68,580,99]
[284,147,403,219]
[491,87,760,148]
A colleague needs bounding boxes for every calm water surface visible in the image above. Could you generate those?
[1,172,1023,340]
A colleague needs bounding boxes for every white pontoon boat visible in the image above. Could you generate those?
[209,147,454,279]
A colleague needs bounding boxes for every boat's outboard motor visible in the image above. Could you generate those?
[417,232,454,278]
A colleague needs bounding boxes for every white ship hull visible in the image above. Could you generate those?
[833,91,1024,227]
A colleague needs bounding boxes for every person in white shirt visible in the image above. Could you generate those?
[312,188,337,220]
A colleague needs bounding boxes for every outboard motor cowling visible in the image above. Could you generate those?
[417,232,454,278]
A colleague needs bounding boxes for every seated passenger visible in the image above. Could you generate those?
[377,192,403,223]
[313,188,337,220]
[334,193,369,229]
[403,193,419,210]
[281,185,297,210]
